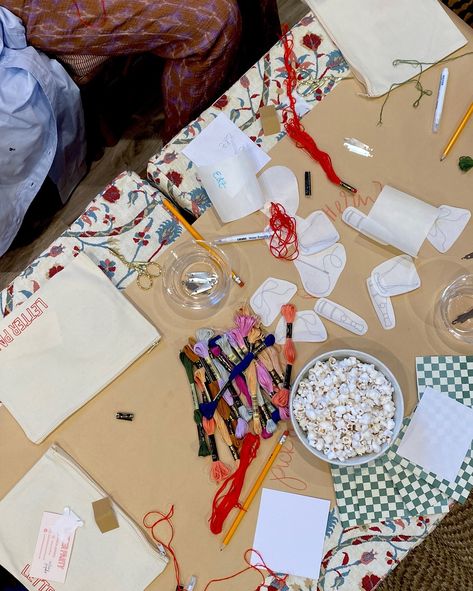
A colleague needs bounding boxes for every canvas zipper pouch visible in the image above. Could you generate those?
[0,445,168,590]
[303,0,467,97]
[0,252,160,443]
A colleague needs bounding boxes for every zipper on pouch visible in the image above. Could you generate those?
[50,444,168,561]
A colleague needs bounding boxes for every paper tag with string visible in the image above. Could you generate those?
[30,507,83,582]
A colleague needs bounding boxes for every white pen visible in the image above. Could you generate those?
[432,67,449,133]
[214,230,272,244]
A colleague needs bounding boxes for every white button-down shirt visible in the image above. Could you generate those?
[0,7,86,256]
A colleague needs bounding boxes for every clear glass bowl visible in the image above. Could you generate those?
[162,240,231,310]
[439,274,473,344]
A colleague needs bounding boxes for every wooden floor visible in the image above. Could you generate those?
[0,0,308,290]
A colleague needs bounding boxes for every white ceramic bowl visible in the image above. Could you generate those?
[289,349,404,466]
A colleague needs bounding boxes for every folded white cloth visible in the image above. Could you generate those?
[0,445,168,590]
[303,0,467,96]
[0,253,160,443]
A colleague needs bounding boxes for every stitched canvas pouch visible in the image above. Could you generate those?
[0,445,168,590]
[0,253,160,443]
[304,0,467,96]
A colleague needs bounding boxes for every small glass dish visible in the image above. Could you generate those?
[162,240,231,310]
[439,274,473,344]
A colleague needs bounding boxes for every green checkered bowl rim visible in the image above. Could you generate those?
[289,349,405,467]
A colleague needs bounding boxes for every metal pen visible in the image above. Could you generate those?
[214,231,272,245]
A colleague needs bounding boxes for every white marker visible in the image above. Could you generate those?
[214,230,272,244]
[432,67,449,133]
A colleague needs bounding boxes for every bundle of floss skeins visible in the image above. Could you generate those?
[272,304,296,409]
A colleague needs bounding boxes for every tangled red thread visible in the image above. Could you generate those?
[269,202,299,261]
[203,548,288,591]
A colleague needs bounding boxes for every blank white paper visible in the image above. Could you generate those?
[182,112,270,170]
[397,387,473,483]
[252,488,330,579]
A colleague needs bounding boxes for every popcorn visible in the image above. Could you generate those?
[293,356,396,462]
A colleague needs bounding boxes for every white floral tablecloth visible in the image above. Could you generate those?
[0,14,448,591]
[147,12,349,218]
[0,171,182,317]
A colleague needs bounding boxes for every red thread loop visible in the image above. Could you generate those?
[281,25,354,191]
[210,433,260,534]
[269,202,299,261]
[143,506,182,589]
[203,548,288,591]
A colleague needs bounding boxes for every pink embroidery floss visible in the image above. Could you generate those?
[272,304,297,408]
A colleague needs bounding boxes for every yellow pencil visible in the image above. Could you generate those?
[161,198,244,288]
[221,430,289,549]
[440,100,473,161]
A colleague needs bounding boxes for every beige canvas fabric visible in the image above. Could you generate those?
[303,0,467,96]
[0,253,160,443]
[0,445,168,591]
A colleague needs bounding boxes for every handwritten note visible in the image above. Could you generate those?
[182,112,270,171]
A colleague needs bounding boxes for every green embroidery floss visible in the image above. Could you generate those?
[459,156,473,173]
[377,51,473,126]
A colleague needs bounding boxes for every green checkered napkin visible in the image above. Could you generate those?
[388,355,473,504]
[331,356,473,525]
[331,455,411,527]
[416,356,473,404]
[384,420,450,515]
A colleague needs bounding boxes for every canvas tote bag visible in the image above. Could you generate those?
[0,445,168,590]
[0,253,160,443]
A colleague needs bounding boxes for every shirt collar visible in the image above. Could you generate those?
[0,7,27,54]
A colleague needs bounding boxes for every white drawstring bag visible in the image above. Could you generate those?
[0,253,160,443]
[0,445,168,590]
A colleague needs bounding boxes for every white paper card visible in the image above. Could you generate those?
[314,298,368,335]
[366,278,395,330]
[259,166,300,217]
[371,255,420,297]
[427,204,471,253]
[368,186,439,257]
[294,243,346,297]
[182,112,270,170]
[274,310,327,344]
[252,488,330,579]
[30,508,83,582]
[397,387,473,483]
[250,278,297,326]
[343,186,441,257]
[296,211,339,255]
[197,149,265,223]
[342,206,390,245]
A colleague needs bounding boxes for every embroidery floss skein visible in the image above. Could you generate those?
[194,369,232,483]
[179,352,210,457]
[209,433,260,534]
[281,25,356,194]
[257,349,282,387]
[246,361,262,435]
[272,304,296,408]
[199,335,276,419]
